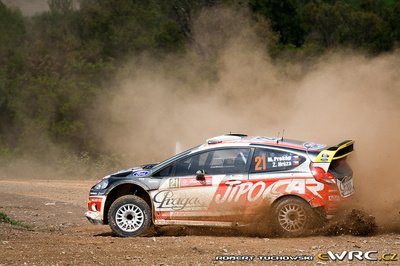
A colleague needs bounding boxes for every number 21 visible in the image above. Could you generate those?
[255,155,267,171]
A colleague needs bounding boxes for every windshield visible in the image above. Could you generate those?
[154,145,202,169]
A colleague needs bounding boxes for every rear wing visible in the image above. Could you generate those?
[314,140,354,163]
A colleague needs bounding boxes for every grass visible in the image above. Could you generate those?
[0,211,30,228]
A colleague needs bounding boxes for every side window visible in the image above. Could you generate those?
[173,148,250,176]
[206,148,250,175]
[153,164,174,178]
[174,152,211,177]
[250,148,305,173]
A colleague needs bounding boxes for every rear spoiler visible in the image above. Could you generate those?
[314,140,354,163]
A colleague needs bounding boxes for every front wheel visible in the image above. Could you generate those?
[271,197,317,237]
[108,195,152,237]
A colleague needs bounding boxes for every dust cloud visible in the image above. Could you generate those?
[2,0,49,16]
[90,7,399,231]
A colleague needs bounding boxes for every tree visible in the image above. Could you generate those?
[249,0,308,47]
[302,0,393,53]
[0,2,26,148]
[79,0,186,58]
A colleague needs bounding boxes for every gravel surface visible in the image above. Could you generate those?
[0,179,398,265]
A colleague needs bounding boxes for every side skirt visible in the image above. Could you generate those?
[154,220,233,227]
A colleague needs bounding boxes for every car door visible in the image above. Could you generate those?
[150,148,251,224]
[207,148,252,221]
[245,148,309,216]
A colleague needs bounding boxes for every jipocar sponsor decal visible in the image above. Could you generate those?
[214,179,325,204]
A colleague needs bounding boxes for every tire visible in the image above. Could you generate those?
[108,195,152,237]
[271,197,316,237]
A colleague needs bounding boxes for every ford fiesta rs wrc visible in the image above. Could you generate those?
[85,134,355,237]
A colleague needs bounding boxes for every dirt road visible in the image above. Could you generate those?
[0,179,399,265]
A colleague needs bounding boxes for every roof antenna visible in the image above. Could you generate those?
[277,131,280,144]
[281,129,285,141]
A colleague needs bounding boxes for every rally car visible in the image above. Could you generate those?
[85,134,354,237]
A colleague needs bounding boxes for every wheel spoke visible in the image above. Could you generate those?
[277,203,308,233]
[115,203,145,232]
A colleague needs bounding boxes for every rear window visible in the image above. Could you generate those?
[329,158,353,181]
[250,148,306,173]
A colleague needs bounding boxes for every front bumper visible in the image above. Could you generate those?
[85,195,106,225]
[85,211,104,225]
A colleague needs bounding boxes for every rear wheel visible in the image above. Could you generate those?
[108,195,152,237]
[271,197,316,237]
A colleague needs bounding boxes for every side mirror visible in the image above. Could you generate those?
[196,169,205,180]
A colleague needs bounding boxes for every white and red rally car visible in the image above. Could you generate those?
[85,134,354,237]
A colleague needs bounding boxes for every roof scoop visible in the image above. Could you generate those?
[207,134,247,144]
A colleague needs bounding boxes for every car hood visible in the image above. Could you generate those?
[107,163,158,179]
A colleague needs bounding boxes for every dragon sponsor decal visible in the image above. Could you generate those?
[214,179,324,204]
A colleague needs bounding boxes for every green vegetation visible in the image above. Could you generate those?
[0,0,399,173]
[0,211,30,228]
[249,0,399,54]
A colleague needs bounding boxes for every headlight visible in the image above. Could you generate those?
[94,179,109,190]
